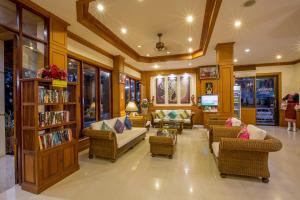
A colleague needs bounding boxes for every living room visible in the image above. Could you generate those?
[0,0,300,199]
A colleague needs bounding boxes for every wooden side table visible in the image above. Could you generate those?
[149,128,177,159]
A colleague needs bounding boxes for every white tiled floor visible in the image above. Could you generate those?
[1,126,300,200]
[0,155,15,193]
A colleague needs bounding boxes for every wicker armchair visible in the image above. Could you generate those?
[210,126,282,183]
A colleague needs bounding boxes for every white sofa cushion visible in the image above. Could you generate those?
[154,118,161,123]
[91,121,103,130]
[247,125,267,140]
[116,127,147,148]
[183,119,191,124]
[212,142,220,157]
[231,117,242,127]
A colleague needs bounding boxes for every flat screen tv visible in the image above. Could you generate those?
[201,95,218,106]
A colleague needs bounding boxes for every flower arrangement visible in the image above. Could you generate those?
[141,99,149,108]
[37,64,67,80]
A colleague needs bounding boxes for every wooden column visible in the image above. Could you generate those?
[112,55,126,117]
[215,42,235,117]
[140,72,147,100]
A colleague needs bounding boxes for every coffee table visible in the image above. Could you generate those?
[161,119,184,134]
[149,128,177,159]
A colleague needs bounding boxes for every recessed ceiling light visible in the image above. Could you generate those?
[167,51,171,54]
[121,27,127,34]
[97,3,104,12]
[244,48,250,53]
[137,45,142,48]
[188,62,192,66]
[234,20,242,28]
[186,15,194,23]
[234,58,238,63]
[153,64,159,69]
[276,55,282,60]
[188,37,193,42]
[146,53,150,57]
[188,48,193,53]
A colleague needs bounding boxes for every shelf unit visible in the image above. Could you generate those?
[21,78,79,194]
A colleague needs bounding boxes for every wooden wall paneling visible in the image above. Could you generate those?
[112,56,125,117]
[279,110,288,127]
[50,17,67,49]
[297,110,300,129]
[241,107,256,125]
[49,46,67,69]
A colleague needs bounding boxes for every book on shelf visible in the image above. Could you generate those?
[39,111,70,127]
[38,128,73,150]
[38,86,70,104]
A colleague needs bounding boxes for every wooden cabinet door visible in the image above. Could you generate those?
[39,148,62,185]
[62,144,78,174]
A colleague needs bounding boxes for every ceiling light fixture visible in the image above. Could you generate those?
[121,27,127,34]
[153,64,159,69]
[167,51,171,54]
[188,48,193,53]
[234,20,242,28]
[146,54,150,57]
[137,45,142,48]
[97,3,104,12]
[188,62,192,66]
[276,55,282,60]
[188,37,193,42]
[234,58,238,63]
[244,48,250,53]
[186,15,194,23]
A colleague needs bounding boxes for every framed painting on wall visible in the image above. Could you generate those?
[168,76,177,104]
[205,82,213,94]
[156,77,165,104]
[200,66,219,79]
[180,76,190,104]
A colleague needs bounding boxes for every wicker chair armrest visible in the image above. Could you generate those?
[207,119,226,126]
[83,128,114,140]
[149,136,173,144]
[131,117,147,127]
[212,126,242,142]
[220,136,283,152]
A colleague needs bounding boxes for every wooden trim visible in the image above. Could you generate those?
[124,62,141,73]
[76,0,222,63]
[67,31,114,59]
[68,50,112,70]
[235,58,300,70]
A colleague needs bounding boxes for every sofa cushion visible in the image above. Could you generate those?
[114,119,125,134]
[157,110,165,119]
[184,110,191,117]
[237,127,250,140]
[91,121,102,130]
[116,127,147,148]
[212,142,220,157]
[101,122,112,131]
[183,119,191,124]
[104,118,117,133]
[247,125,267,140]
[154,118,161,123]
[168,111,177,119]
[179,111,188,119]
[124,117,132,130]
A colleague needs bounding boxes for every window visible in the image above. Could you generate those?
[125,78,130,104]
[0,0,17,29]
[100,71,111,120]
[130,79,135,101]
[22,37,45,78]
[82,63,97,127]
[124,77,141,107]
[67,58,79,83]
[22,9,46,41]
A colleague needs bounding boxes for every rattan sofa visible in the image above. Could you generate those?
[210,126,282,183]
[83,117,147,162]
[151,110,195,128]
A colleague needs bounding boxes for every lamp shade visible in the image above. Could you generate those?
[125,101,138,112]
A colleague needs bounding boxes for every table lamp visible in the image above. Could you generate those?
[125,101,138,116]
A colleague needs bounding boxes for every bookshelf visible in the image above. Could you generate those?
[21,78,79,194]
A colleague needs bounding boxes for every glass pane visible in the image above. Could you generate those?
[235,77,255,107]
[22,9,45,40]
[83,64,96,127]
[0,0,17,29]
[100,71,111,120]
[130,79,135,101]
[125,78,130,105]
[22,37,45,78]
[67,58,79,83]
[135,81,141,111]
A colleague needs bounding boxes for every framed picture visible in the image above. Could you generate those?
[199,66,219,80]
[156,77,165,104]
[205,82,213,95]
[168,76,177,104]
[180,76,191,104]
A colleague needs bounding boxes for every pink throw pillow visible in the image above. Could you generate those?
[225,118,232,127]
[237,127,249,140]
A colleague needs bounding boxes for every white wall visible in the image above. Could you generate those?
[124,66,141,79]
[0,40,5,157]
[294,63,300,95]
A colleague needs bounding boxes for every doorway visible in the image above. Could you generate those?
[256,75,279,125]
[0,27,17,192]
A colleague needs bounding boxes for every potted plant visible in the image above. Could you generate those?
[141,99,149,114]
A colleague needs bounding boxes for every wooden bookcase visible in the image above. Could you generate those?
[21,78,79,194]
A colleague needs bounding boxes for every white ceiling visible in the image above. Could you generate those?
[32,0,300,71]
[89,0,205,56]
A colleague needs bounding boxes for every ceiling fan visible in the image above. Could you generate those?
[155,33,166,51]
